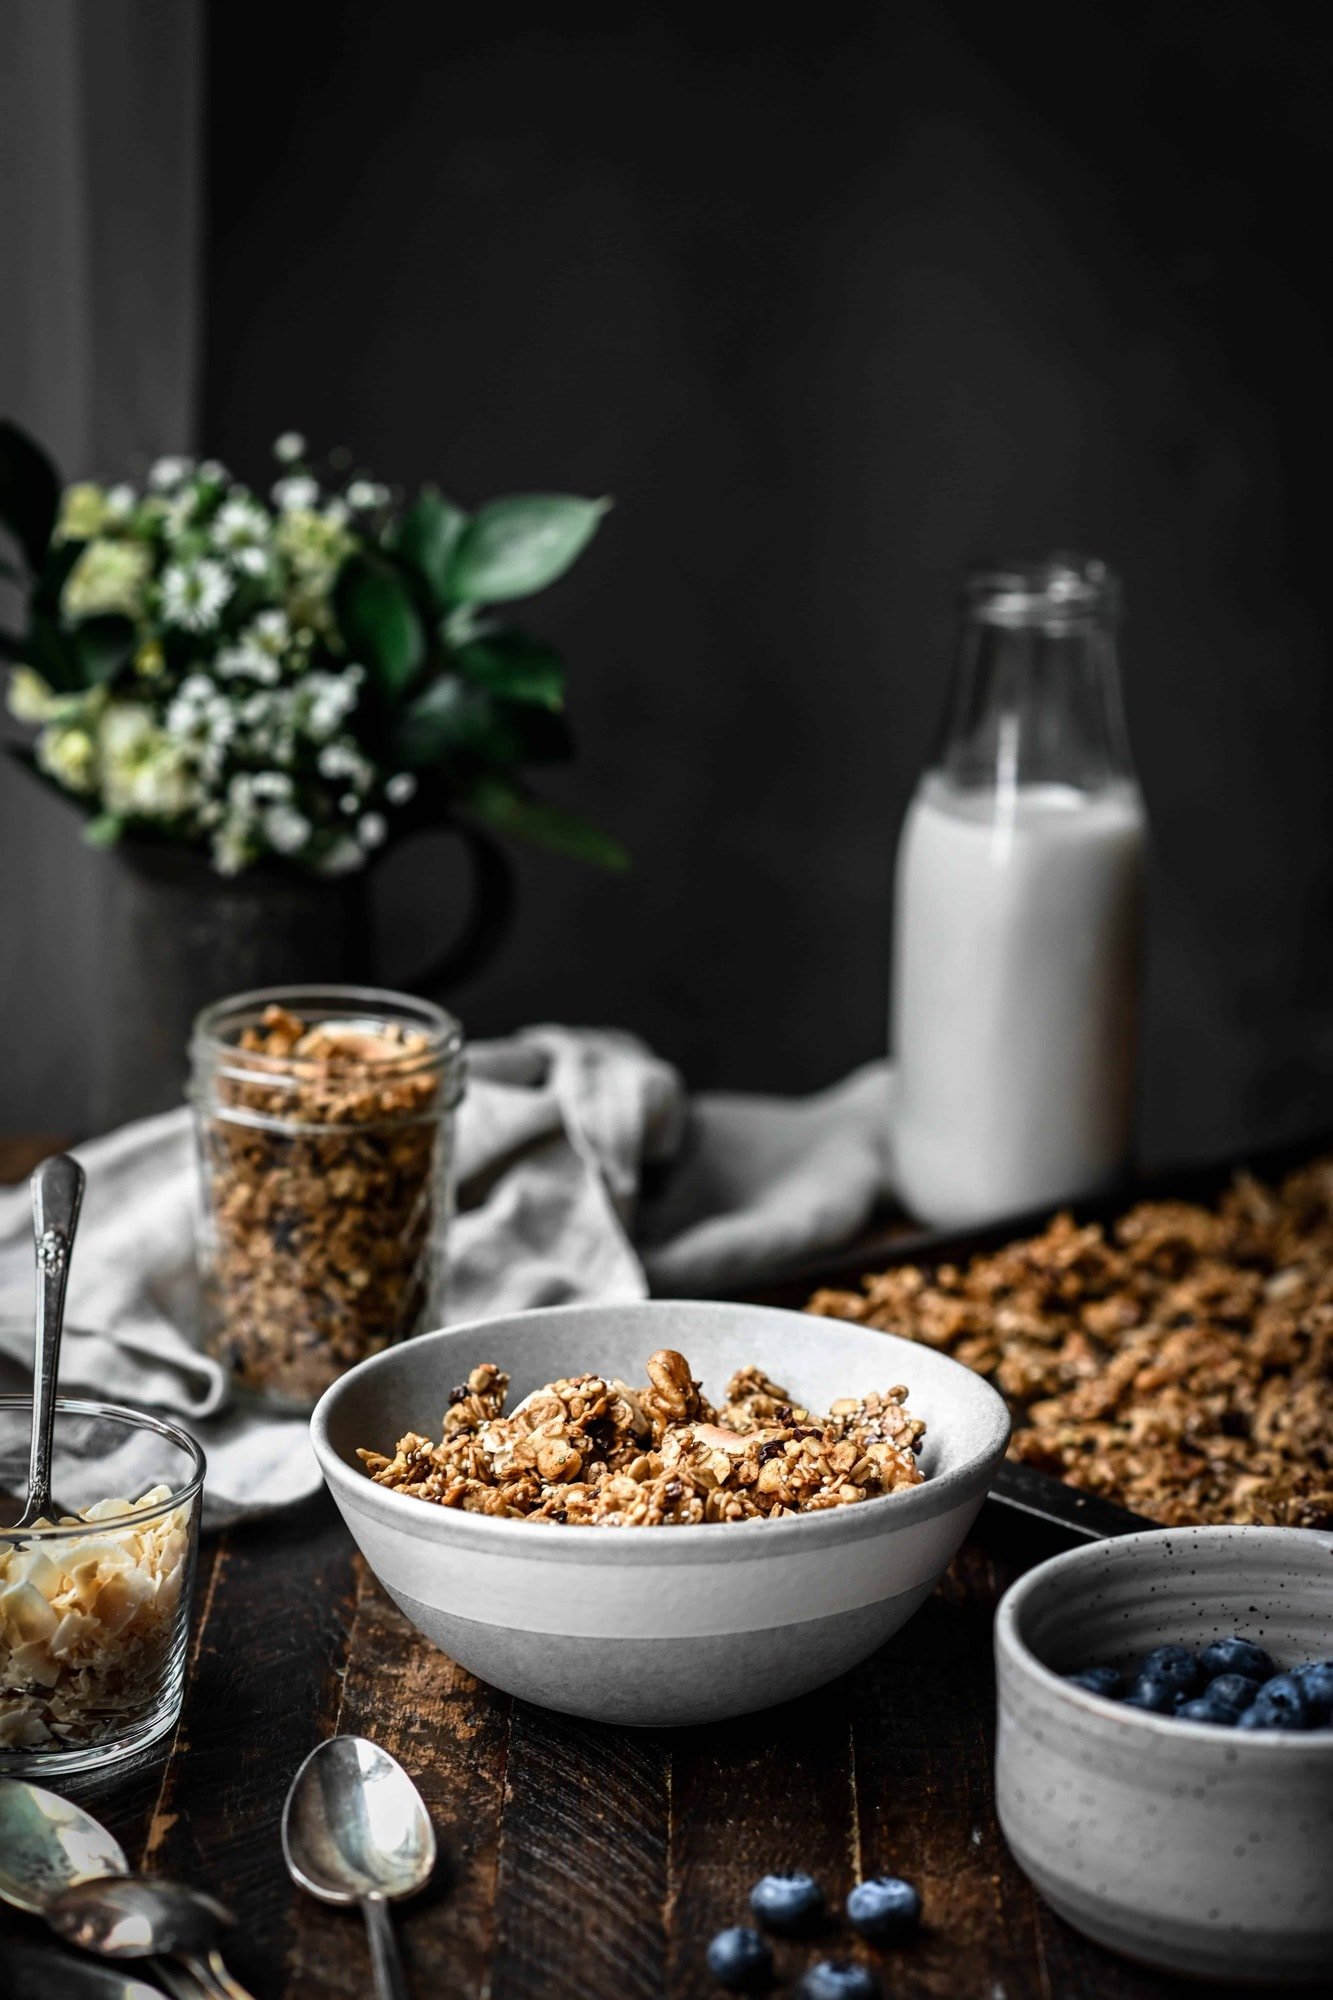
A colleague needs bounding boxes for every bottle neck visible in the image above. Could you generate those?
[935,559,1135,795]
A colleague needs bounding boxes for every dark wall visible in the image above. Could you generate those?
[204,2,1333,1163]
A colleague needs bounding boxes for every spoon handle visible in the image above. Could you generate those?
[17,1153,84,1528]
[361,1893,408,2000]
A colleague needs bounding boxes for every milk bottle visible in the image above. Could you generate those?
[891,557,1147,1227]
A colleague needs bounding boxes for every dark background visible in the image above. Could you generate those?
[10,2,1333,1161]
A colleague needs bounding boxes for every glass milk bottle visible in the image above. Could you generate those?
[891,555,1147,1227]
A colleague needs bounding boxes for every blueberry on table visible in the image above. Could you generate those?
[707,1927,773,1990]
[846,1875,922,1942]
[749,1872,825,1935]
[1203,1673,1260,1714]
[1123,1675,1184,1714]
[1064,1666,1123,1698]
[1199,1635,1275,1683]
[798,1961,881,2000]
[1178,1696,1239,1725]
[1244,1674,1311,1729]
[1137,1645,1202,1697]
[1293,1661,1333,1723]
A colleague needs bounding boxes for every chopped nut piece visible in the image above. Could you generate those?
[357,1351,925,1525]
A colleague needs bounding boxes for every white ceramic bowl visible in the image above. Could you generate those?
[312,1299,1010,1725]
[995,1526,1333,1984]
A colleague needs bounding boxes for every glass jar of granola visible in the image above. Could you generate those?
[190,985,464,1409]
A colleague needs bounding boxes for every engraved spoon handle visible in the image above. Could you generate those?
[17,1152,85,1528]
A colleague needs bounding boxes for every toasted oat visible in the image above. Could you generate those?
[807,1158,1333,1528]
[357,1346,926,1525]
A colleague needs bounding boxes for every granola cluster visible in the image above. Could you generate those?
[0,1488,192,1750]
[358,1348,926,1525]
[808,1158,1333,1528]
[196,1004,445,1404]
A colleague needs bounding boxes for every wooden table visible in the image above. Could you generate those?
[1,1139,1197,2000]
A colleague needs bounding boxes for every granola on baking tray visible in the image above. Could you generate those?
[807,1157,1333,1529]
[357,1348,926,1524]
[195,1003,448,1404]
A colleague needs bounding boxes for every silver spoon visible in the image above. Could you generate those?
[0,1782,248,2000]
[0,1940,167,2000]
[16,1151,85,1527]
[45,1877,255,2000]
[282,1735,436,2000]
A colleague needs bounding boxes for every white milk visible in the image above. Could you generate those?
[891,775,1146,1227]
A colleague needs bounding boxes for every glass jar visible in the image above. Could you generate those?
[0,1397,204,1776]
[190,984,464,1409]
[891,555,1147,1227]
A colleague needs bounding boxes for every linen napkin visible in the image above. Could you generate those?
[0,1029,893,1527]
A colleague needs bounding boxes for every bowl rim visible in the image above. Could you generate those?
[0,1394,207,1540]
[995,1523,1333,1750]
[310,1297,1012,1564]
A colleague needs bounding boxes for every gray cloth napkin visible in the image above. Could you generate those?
[0,1028,893,1528]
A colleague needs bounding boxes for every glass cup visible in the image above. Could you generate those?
[0,1397,205,1777]
[190,984,465,1410]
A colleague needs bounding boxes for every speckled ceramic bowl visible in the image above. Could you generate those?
[312,1299,1010,1726]
[995,1526,1333,1984]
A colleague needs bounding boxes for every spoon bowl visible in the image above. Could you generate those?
[0,1779,127,1915]
[46,1877,236,1961]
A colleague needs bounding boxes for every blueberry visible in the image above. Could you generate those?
[1123,1674,1183,1714]
[1292,1661,1333,1724]
[706,1927,773,1991]
[1136,1645,1202,1697]
[1177,1697,1238,1725]
[845,1875,922,1941]
[1064,1666,1123,1699]
[749,1871,825,1935]
[797,1961,881,2000]
[1204,1673,1261,1714]
[1199,1635,1275,1683]
[1245,1674,1311,1730]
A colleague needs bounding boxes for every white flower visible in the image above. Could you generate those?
[358,813,387,850]
[273,432,307,464]
[104,483,136,519]
[385,772,417,806]
[316,836,365,876]
[263,804,311,855]
[233,546,268,577]
[98,702,200,819]
[215,643,279,685]
[148,456,194,492]
[7,667,58,724]
[339,792,359,814]
[62,539,152,620]
[271,474,320,512]
[160,558,234,632]
[197,459,229,485]
[250,772,293,800]
[346,479,389,510]
[212,496,269,554]
[322,497,350,528]
[251,609,289,651]
[316,739,372,786]
[36,722,98,795]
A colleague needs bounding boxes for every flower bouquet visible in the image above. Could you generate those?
[0,419,625,877]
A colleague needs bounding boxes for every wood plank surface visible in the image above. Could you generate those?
[0,1137,1288,2000]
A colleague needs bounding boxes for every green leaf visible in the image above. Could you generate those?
[0,420,60,572]
[456,630,566,708]
[391,673,524,769]
[334,554,425,697]
[72,615,135,686]
[465,776,628,871]
[389,490,466,607]
[447,494,609,605]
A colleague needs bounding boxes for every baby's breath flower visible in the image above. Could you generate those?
[215,643,279,685]
[148,455,194,491]
[233,545,269,577]
[197,459,229,485]
[316,836,365,876]
[160,557,234,632]
[346,479,389,510]
[273,431,306,464]
[251,609,289,651]
[249,772,294,801]
[385,772,417,806]
[358,813,387,850]
[272,474,320,513]
[211,495,269,555]
[104,483,137,520]
[339,792,359,814]
[263,803,312,855]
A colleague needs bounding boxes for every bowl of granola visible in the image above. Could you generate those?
[311,1299,1010,1725]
